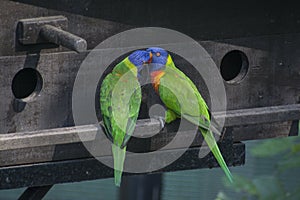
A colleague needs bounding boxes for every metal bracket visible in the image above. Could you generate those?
[17,16,87,53]
[18,185,53,200]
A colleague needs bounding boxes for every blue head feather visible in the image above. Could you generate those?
[128,50,151,67]
[128,50,151,78]
[146,47,169,72]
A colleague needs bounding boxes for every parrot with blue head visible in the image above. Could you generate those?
[146,47,233,183]
[100,50,152,186]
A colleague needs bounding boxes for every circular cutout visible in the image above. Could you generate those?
[12,68,43,102]
[220,50,249,83]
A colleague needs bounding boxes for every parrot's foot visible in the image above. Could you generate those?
[220,127,227,141]
[153,115,165,130]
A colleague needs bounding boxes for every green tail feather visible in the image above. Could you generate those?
[112,145,127,187]
[201,129,233,183]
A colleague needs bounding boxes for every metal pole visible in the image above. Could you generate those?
[119,174,162,200]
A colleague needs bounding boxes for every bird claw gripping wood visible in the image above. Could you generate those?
[152,115,166,130]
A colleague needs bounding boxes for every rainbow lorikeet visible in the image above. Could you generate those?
[146,47,233,183]
[100,50,152,186]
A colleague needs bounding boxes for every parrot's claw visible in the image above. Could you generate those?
[153,115,165,130]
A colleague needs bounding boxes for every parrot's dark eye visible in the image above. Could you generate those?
[156,52,161,57]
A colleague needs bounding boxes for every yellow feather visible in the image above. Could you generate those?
[124,57,138,76]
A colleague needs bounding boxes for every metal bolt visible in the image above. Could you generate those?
[40,25,87,53]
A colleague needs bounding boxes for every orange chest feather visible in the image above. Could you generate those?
[151,71,165,92]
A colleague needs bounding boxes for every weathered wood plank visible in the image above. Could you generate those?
[1,34,300,141]
[0,143,245,189]
[0,36,295,126]
[0,119,160,151]
[1,104,299,151]
[0,104,298,167]
[216,104,300,127]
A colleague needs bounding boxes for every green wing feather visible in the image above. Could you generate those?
[100,58,141,186]
[158,56,233,183]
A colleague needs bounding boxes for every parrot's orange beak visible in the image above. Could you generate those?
[147,52,153,63]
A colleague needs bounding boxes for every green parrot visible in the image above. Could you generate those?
[100,50,152,186]
[146,47,233,183]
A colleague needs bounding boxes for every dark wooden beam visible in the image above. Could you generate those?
[0,143,245,190]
